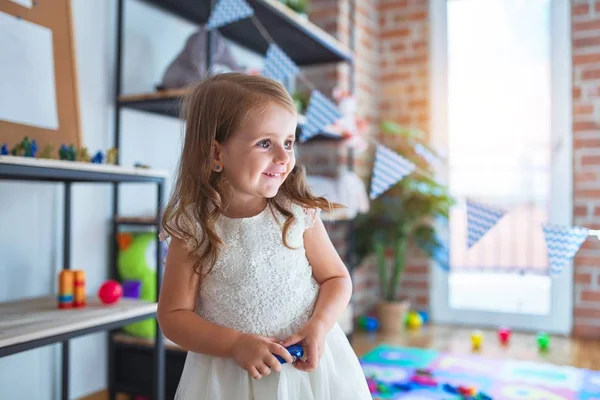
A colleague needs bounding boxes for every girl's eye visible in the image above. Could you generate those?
[284,140,294,150]
[257,139,271,149]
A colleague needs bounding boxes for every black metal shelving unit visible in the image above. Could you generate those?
[0,156,166,400]
[110,0,356,398]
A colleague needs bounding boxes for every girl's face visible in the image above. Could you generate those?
[215,102,297,202]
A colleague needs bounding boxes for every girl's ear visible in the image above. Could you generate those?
[212,142,224,172]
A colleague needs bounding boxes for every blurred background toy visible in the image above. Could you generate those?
[116,231,166,339]
[405,310,423,330]
[73,270,86,308]
[98,280,123,305]
[58,270,74,309]
[91,150,104,164]
[537,332,550,351]
[498,326,511,345]
[357,315,379,332]
[471,330,483,350]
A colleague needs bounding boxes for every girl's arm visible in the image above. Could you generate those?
[303,214,353,330]
[157,236,293,374]
[157,236,242,356]
[280,212,353,371]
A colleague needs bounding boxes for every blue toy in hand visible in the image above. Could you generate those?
[275,344,303,364]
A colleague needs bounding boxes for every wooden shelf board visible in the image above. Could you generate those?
[0,296,157,354]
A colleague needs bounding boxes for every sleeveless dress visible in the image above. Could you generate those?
[161,199,371,400]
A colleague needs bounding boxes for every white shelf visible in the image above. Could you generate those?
[0,156,168,183]
[0,295,157,356]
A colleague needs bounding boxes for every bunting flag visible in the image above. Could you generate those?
[542,224,589,275]
[262,44,300,83]
[207,0,254,30]
[300,90,342,142]
[369,144,416,199]
[432,239,450,271]
[414,143,440,167]
[466,199,506,248]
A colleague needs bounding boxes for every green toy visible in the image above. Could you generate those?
[117,231,164,339]
[537,332,550,351]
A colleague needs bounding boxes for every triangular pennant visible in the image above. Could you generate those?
[300,90,341,142]
[262,44,300,83]
[207,0,254,30]
[466,199,506,248]
[369,144,415,199]
[542,224,589,275]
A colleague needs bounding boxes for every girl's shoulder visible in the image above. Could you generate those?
[158,203,203,248]
[275,195,321,231]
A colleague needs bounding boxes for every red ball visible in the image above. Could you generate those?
[98,280,123,305]
[498,326,511,344]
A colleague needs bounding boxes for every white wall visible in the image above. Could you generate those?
[0,0,262,398]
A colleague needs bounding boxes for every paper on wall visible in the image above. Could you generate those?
[9,0,33,8]
[0,11,59,130]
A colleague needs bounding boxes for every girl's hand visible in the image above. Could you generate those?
[231,333,294,379]
[280,319,327,372]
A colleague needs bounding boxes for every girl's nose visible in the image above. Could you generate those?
[274,147,290,164]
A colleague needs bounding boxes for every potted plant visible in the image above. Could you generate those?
[353,121,454,333]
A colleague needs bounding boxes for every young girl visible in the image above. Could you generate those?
[157,72,372,399]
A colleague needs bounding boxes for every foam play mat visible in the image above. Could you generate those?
[360,345,600,399]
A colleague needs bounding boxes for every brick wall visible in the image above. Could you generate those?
[303,0,600,338]
[571,1,600,338]
[375,0,431,313]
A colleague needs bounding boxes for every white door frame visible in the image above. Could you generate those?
[429,0,573,335]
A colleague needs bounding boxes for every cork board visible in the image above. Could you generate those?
[0,0,81,152]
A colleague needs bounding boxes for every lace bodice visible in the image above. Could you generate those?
[164,199,320,337]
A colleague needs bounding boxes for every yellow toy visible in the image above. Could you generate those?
[471,330,483,350]
[405,311,423,330]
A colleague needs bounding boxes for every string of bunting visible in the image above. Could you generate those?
[205,0,592,276]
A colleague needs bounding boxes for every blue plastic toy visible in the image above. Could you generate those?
[275,344,303,364]
[1,144,8,155]
[91,151,104,164]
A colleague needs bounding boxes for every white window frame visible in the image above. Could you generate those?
[428,0,573,334]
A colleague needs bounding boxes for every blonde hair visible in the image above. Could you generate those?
[162,72,341,280]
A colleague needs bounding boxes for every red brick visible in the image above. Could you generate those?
[380,0,409,11]
[572,323,600,338]
[575,272,593,284]
[575,37,600,51]
[574,121,600,131]
[575,188,600,198]
[574,103,594,116]
[573,3,590,16]
[574,87,583,99]
[573,19,600,34]
[574,256,600,266]
[574,138,600,149]
[381,28,411,39]
[580,154,600,166]
[575,205,589,217]
[574,306,600,318]
[574,53,600,65]
[575,171,598,183]
[581,290,600,302]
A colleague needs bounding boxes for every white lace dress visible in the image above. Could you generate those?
[164,200,371,400]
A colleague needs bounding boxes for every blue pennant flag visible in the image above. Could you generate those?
[466,199,506,248]
[542,224,589,275]
[262,44,300,83]
[207,0,254,30]
[369,144,415,200]
[300,90,342,142]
